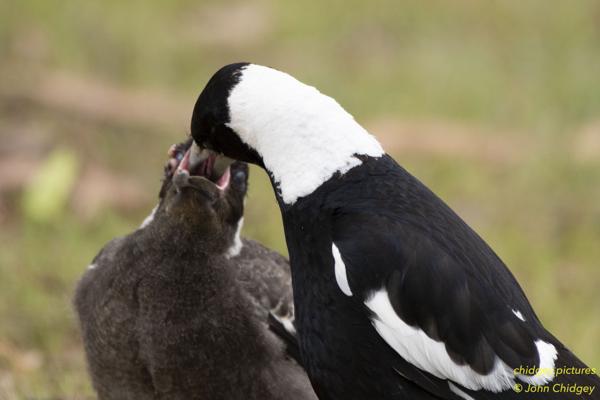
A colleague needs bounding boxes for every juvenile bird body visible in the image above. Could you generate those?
[190,63,600,400]
[74,148,315,400]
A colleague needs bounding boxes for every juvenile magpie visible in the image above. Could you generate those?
[189,63,600,400]
[74,139,316,400]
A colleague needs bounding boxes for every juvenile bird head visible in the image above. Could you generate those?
[154,138,248,249]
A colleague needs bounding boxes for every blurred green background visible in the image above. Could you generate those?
[1,0,599,398]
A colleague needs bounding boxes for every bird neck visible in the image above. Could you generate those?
[143,210,235,257]
[227,65,384,205]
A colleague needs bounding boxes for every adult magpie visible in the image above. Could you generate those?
[189,63,600,400]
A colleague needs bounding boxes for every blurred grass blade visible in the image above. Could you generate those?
[22,148,79,224]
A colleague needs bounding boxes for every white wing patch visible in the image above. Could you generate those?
[225,217,244,259]
[512,309,526,321]
[332,243,353,296]
[139,205,158,229]
[517,340,557,385]
[280,315,297,335]
[365,288,557,392]
[227,64,384,204]
[448,382,476,400]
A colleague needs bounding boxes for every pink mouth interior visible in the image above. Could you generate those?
[215,167,231,190]
[176,148,231,190]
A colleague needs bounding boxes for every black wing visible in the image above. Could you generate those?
[234,239,302,363]
[332,208,561,397]
[233,238,295,320]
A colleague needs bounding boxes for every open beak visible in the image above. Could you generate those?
[188,142,211,169]
[175,142,235,190]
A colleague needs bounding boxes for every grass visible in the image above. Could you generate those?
[1,0,599,398]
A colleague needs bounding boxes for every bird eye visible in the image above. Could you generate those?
[233,170,247,190]
[233,170,246,182]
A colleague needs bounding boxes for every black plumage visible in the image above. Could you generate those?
[286,155,599,399]
[189,63,600,400]
[74,142,316,400]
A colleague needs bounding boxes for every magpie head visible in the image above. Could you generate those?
[190,62,263,167]
[157,138,248,240]
[190,63,384,204]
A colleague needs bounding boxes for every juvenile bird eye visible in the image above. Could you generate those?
[233,170,246,182]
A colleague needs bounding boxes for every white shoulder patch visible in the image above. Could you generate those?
[87,263,97,270]
[227,64,384,204]
[139,205,158,229]
[225,217,244,259]
[332,243,352,296]
[365,288,557,393]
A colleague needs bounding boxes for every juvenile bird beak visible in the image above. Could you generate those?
[212,154,235,181]
[186,142,234,183]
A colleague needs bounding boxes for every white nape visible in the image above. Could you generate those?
[448,382,476,400]
[139,205,158,229]
[226,64,384,204]
[332,243,353,296]
[512,309,526,322]
[365,289,557,393]
[225,217,244,259]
